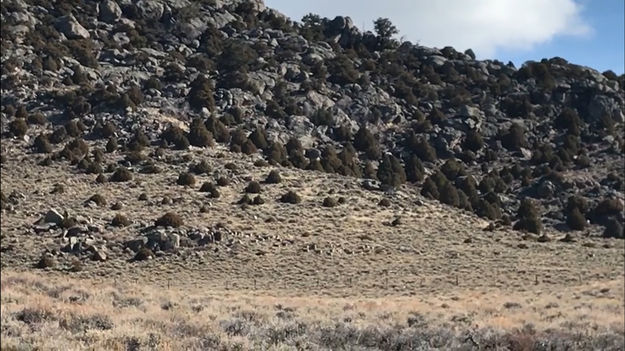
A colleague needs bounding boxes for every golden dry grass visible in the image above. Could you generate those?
[1,270,623,350]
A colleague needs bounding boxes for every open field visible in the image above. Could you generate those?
[1,270,624,350]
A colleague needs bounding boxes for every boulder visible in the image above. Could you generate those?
[98,0,122,23]
[33,223,55,233]
[588,95,624,123]
[55,15,90,39]
[125,237,148,252]
[65,226,85,237]
[136,0,165,21]
[91,246,108,261]
[43,209,64,225]
[362,179,382,191]
[536,180,556,199]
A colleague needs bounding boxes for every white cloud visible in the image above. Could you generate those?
[265,0,592,58]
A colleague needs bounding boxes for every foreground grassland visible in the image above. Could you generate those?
[1,271,623,350]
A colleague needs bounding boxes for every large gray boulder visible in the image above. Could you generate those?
[55,15,90,39]
[98,0,122,23]
[588,95,624,123]
[125,237,148,252]
[136,1,165,20]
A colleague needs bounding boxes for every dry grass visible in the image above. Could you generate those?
[1,271,623,350]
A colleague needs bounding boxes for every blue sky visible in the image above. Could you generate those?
[265,0,624,74]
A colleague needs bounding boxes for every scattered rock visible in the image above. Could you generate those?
[55,15,90,39]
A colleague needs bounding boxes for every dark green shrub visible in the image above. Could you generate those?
[307,159,324,172]
[87,194,106,207]
[457,190,472,211]
[429,170,449,190]
[457,176,479,205]
[200,182,220,198]
[428,108,446,125]
[310,108,334,126]
[501,123,526,151]
[9,118,28,137]
[476,199,501,220]
[463,129,484,151]
[27,112,47,125]
[110,167,133,182]
[378,198,391,207]
[125,151,146,165]
[593,198,623,217]
[241,139,258,154]
[479,176,495,194]
[204,116,230,143]
[162,125,190,150]
[190,160,211,174]
[320,146,343,173]
[327,54,359,85]
[33,134,53,153]
[188,75,216,111]
[36,255,56,269]
[60,138,89,160]
[187,119,214,147]
[513,199,542,234]
[265,170,282,184]
[603,219,624,239]
[440,159,465,180]
[238,194,253,205]
[85,161,103,174]
[97,122,117,139]
[95,173,107,183]
[245,181,262,193]
[354,125,380,159]
[92,149,104,163]
[280,191,301,204]
[421,178,439,199]
[265,141,287,165]
[216,177,230,186]
[555,108,582,135]
[333,125,352,141]
[230,129,248,147]
[144,76,162,90]
[127,130,150,151]
[439,182,460,207]
[575,154,590,168]
[254,159,269,167]
[155,212,184,228]
[566,207,586,230]
[112,214,130,227]
[15,106,27,118]
[566,195,589,214]
[133,248,154,261]
[249,127,268,149]
[252,195,265,205]
[3,105,16,116]
[177,172,196,186]
[377,154,406,188]
[414,137,437,162]
[141,162,161,174]
[323,197,338,207]
[363,161,377,179]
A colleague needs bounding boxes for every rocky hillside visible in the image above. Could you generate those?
[1,0,624,237]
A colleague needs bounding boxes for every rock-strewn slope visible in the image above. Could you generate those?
[1,0,624,238]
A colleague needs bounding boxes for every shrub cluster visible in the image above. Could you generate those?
[513,199,542,234]
[155,212,184,228]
